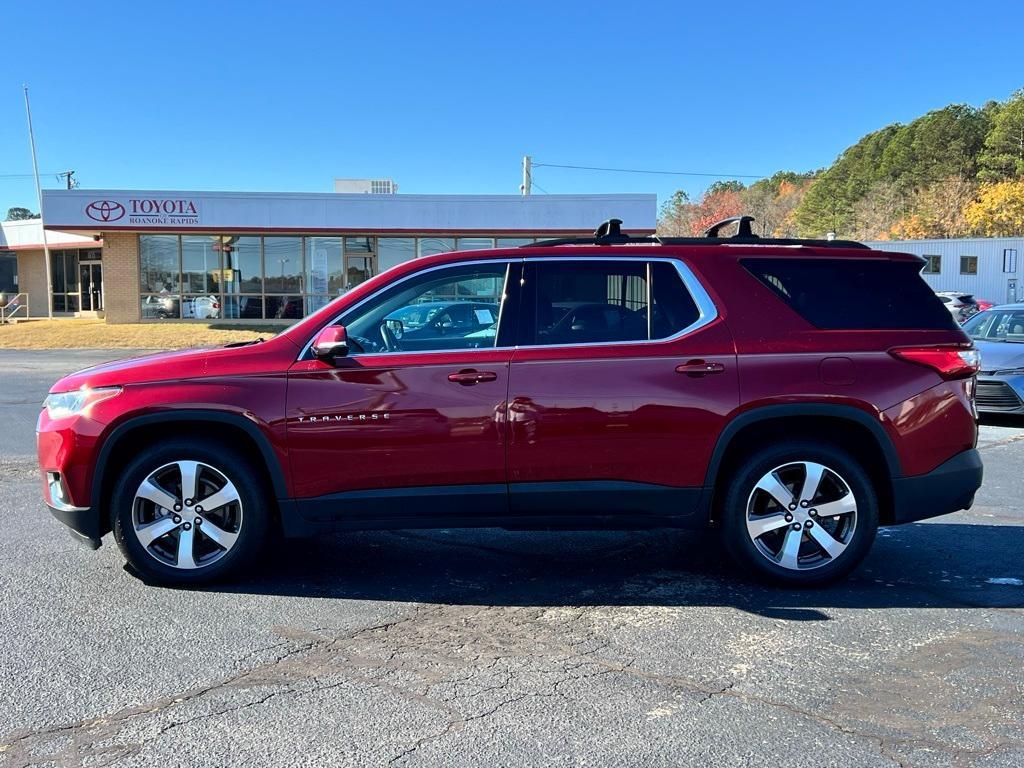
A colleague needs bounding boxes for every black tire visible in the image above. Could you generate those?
[111,439,270,585]
[719,441,879,587]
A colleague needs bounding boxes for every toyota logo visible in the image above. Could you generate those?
[85,200,126,222]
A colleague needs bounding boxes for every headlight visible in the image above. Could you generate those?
[992,368,1024,376]
[43,386,122,419]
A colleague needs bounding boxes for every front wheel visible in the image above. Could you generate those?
[719,442,879,586]
[111,440,270,585]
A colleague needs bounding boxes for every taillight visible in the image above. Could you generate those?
[889,346,980,379]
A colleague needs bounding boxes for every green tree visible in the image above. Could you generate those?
[979,89,1024,180]
[5,207,39,221]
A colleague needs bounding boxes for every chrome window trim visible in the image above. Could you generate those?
[296,254,720,361]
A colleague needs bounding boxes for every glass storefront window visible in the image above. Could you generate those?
[378,238,415,272]
[140,235,180,294]
[222,236,262,294]
[417,238,455,258]
[344,237,372,253]
[305,237,343,297]
[456,238,495,251]
[182,236,220,294]
[346,255,373,289]
[141,294,180,319]
[137,232,538,322]
[264,295,304,320]
[264,237,303,293]
[50,252,66,293]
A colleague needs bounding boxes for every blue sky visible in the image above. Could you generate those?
[3,1,1023,215]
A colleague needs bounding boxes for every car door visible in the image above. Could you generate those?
[506,256,738,522]
[286,259,519,523]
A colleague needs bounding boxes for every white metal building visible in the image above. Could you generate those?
[866,237,1022,305]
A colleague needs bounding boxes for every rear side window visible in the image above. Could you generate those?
[741,258,958,330]
[518,260,701,346]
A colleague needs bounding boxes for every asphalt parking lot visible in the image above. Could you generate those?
[1,350,1022,768]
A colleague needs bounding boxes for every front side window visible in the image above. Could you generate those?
[518,260,701,346]
[336,262,510,354]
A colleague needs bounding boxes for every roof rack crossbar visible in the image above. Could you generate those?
[526,216,868,249]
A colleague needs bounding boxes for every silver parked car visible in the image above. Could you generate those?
[961,303,1024,415]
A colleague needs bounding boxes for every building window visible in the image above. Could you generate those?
[960,256,978,275]
[922,255,941,274]
[0,250,16,293]
[1004,249,1018,274]
[418,238,456,258]
[455,238,495,251]
[138,233,539,321]
[378,238,416,273]
[50,249,81,314]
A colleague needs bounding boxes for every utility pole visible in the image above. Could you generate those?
[58,170,76,189]
[24,85,52,319]
[520,155,531,196]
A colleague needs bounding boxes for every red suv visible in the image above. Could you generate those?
[37,217,983,586]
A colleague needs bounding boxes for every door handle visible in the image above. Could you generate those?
[447,369,498,385]
[676,359,726,377]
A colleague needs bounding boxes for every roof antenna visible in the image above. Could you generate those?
[704,215,757,239]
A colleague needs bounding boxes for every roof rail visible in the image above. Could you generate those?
[528,216,869,249]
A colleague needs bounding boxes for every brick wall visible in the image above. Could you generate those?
[100,232,140,323]
[14,250,49,317]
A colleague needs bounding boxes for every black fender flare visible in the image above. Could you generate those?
[90,410,289,513]
[702,403,903,492]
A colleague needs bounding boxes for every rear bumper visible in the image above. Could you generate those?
[890,448,983,525]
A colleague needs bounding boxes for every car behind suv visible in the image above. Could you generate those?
[38,217,983,586]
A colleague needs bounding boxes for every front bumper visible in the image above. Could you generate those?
[890,448,983,525]
[975,375,1024,414]
[46,501,102,550]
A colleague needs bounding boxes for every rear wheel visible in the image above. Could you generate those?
[720,441,878,586]
[111,440,269,585]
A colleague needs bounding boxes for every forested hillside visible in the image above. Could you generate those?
[659,89,1024,240]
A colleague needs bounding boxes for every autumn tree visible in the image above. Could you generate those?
[743,172,814,237]
[890,177,977,239]
[963,180,1024,236]
[689,182,745,236]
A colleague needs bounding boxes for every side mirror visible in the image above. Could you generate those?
[312,325,349,361]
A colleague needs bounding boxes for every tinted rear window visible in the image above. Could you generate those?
[741,258,958,330]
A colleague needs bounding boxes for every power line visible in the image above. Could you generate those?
[0,171,63,179]
[532,162,776,180]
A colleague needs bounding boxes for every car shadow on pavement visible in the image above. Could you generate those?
[198,522,1024,619]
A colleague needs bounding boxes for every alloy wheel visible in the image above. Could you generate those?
[745,461,858,571]
[131,460,243,570]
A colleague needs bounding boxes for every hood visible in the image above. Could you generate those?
[50,334,300,392]
[976,339,1024,372]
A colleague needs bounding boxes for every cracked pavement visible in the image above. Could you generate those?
[1,350,1023,767]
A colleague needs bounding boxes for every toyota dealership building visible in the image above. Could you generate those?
[0,187,656,324]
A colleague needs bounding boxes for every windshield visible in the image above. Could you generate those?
[962,308,1024,342]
